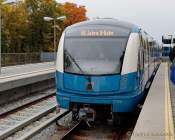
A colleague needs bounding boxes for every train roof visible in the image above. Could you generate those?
[65,18,140,33]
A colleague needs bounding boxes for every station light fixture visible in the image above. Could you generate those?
[43,16,66,64]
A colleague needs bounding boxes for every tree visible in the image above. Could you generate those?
[1,0,88,53]
[61,2,87,27]
[2,1,30,53]
[24,0,64,52]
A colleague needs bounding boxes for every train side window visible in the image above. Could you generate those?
[143,39,147,64]
[141,32,148,65]
[146,39,150,63]
[143,40,146,63]
[139,33,144,71]
[138,49,144,71]
[139,34,144,47]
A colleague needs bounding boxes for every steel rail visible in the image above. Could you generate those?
[0,105,56,140]
[0,91,55,116]
[61,120,86,140]
[18,110,70,140]
[0,95,57,140]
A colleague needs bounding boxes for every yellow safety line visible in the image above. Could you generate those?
[165,63,175,140]
[167,64,175,140]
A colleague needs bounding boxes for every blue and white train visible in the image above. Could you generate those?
[55,19,161,122]
[162,34,174,57]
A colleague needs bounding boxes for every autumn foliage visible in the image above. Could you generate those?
[62,2,87,27]
[1,0,87,53]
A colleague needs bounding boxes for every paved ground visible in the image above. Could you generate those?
[0,62,55,92]
[0,62,54,78]
[131,63,175,140]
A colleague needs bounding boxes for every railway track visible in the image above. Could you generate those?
[59,111,140,140]
[60,121,125,140]
[0,96,139,140]
[0,88,55,116]
[0,88,144,140]
[0,95,69,140]
[61,120,86,140]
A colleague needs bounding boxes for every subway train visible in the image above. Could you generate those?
[162,34,174,57]
[55,18,161,123]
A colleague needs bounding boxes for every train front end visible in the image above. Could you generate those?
[56,19,143,122]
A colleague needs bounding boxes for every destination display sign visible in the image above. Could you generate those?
[80,30,114,37]
[66,26,130,37]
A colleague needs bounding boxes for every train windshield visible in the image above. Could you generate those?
[64,37,128,75]
[163,39,172,44]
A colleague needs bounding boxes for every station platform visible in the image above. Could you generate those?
[0,62,55,92]
[131,63,175,140]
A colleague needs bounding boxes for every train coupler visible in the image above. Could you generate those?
[78,104,96,124]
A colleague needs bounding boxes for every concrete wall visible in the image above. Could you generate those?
[0,79,55,106]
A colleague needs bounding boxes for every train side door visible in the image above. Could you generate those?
[143,37,149,82]
[146,39,150,78]
[138,34,145,90]
[141,32,149,86]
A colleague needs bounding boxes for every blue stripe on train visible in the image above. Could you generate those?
[56,89,144,112]
[55,71,144,112]
[63,73,120,93]
[56,71,139,94]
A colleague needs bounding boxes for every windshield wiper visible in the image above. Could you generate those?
[64,49,91,82]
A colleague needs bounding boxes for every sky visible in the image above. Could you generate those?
[58,0,175,42]
[6,0,175,42]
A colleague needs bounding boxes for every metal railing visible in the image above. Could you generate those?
[1,53,54,67]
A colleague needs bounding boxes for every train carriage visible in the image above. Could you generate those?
[56,19,161,122]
